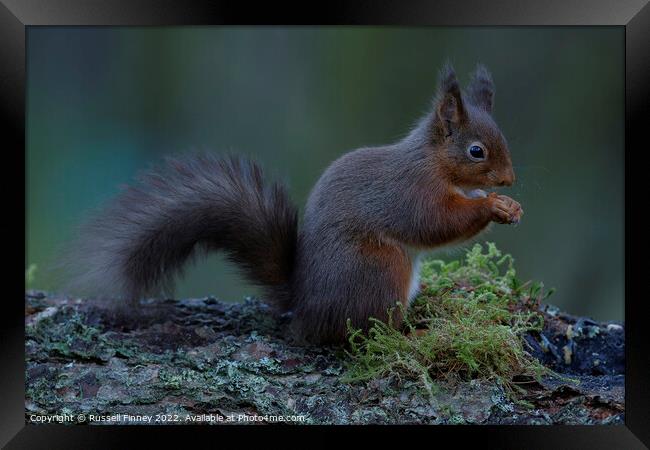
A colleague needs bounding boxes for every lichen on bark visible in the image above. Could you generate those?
[24,292,623,425]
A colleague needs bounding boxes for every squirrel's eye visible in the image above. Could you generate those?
[467,144,486,161]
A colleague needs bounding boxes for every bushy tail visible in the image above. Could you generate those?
[63,154,298,308]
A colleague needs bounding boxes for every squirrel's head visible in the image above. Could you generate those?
[429,64,515,192]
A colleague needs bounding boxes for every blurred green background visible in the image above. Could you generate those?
[26,27,624,321]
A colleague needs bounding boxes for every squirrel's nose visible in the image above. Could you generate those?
[498,170,515,187]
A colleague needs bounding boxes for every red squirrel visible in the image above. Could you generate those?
[66,64,522,344]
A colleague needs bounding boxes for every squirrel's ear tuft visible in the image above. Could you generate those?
[467,64,494,113]
[434,63,466,136]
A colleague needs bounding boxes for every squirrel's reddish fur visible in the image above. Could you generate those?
[64,63,522,344]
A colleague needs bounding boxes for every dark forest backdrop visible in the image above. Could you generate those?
[26,27,624,321]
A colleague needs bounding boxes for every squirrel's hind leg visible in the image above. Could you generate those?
[291,236,416,345]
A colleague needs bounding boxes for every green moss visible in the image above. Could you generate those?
[343,242,556,399]
[25,264,38,289]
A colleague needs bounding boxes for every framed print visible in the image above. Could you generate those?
[3,0,648,448]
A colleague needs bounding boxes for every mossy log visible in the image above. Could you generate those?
[25,291,624,425]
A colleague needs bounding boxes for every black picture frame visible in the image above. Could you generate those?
[3,0,647,447]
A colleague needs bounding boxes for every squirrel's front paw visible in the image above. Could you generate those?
[487,193,523,224]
